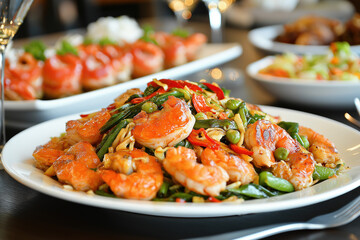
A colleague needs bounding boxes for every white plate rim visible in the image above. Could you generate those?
[3,105,360,218]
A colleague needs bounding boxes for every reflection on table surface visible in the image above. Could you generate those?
[2,17,360,240]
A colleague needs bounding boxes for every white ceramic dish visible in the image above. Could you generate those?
[5,43,242,128]
[248,25,360,55]
[247,56,360,108]
[3,106,360,218]
[227,0,354,28]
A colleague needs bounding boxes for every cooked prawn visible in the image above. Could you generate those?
[4,52,43,100]
[101,149,163,200]
[299,126,340,166]
[152,32,187,68]
[272,152,315,190]
[33,136,70,171]
[244,120,301,168]
[201,147,257,184]
[163,146,229,196]
[132,96,195,149]
[53,142,103,191]
[182,33,207,61]
[101,44,133,82]
[129,40,164,78]
[42,53,83,99]
[66,109,111,145]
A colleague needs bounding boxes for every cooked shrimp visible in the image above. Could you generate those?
[244,120,301,168]
[53,142,103,191]
[101,44,133,82]
[81,51,115,90]
[101,149,163,200]
[272,152,315,190]
[163,147,229,196]
[114,88,142,107]
[66,109,111,145]
[201,147,257,184]
[299,126,340,166]
[33,136,70,171]
[129,40,164,78]
[42,53,83,99]
[132,96,195,149]
[4,52,43,100]
[182,33,207,61]
[152,32,187,68]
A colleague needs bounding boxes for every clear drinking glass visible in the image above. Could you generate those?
[0,0,33,168]
[166,0,200,26]
[202,0,235,43]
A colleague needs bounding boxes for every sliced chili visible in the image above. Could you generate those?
[187,128,220,149]
[192,94,212,113]
[147,79,183,89]
[208,196,221,203]
[202,82,225,100]
[230,144,253,156]
[130,88,166,104]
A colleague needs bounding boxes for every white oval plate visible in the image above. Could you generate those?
[247,56,360,108]
[248,25,360,55]
[3,106,360,218]
[5,43,242,128]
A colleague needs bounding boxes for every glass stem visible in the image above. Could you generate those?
[0,48,6,169]
[208,7,223,43]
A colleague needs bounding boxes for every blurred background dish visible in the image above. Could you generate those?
[5,41,241,128]
[247,56,360,108]
[226,0,354,28]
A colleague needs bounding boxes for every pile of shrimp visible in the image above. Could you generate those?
[4,31,206,100]
[33,79,343,202]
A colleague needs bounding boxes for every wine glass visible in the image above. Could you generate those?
[166,0,200,27]
[0,0,33,169]
[202,0,235,43]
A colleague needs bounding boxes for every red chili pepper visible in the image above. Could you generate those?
[80,114,89,118]
[147,79,183,89]
[187,128,220,149]
[208,196,221,203]
[192,94,212,113]
[130,88,166,104]
[106,103,116,111]
[202,82,225,100]
[230,144,253,156]
[178,80,203,92]
[175,198,186,203]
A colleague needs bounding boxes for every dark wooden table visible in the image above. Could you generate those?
[1,20,360,240]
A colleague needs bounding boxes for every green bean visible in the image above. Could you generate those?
[277,121,306,147]
[274,147,289,160]
[143,85,159,97]
[175,139,193,149]
[259,171,294,192]
[300,135,310,149]
[238,107,248,128]
[157,181,170,198]
[97,119,130,160]
[171,88,191,101]
[168,192,193,202]
[112,103,133,113]
[313,165,338,180]
[125,93,143,103]
[141,101,158,113]
[194,119,238,130]
[195,112,207,120]
[225,99,242,111]
[226,129,241,144]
